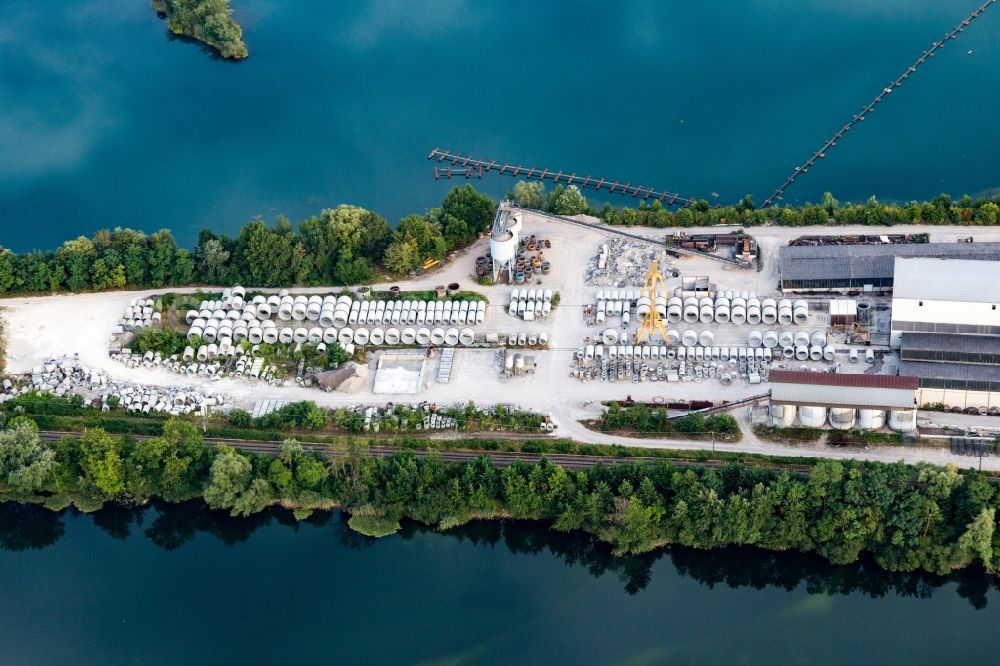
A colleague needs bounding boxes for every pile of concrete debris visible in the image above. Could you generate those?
[585,238,662,287]
[7,354,232,416]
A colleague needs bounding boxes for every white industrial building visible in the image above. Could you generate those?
[891,257,1000,411]
[768,370,919,431]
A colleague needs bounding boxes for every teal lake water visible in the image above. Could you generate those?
[1,501,999,664]
[1,1,998,251]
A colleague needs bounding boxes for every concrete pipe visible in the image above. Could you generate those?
[778,331,795,348]
[731,297,747,310]
[602,328,619,345]
[793,331,810,347]
[348,310,360,326]
[365,310,378,326]
[307,303,322,321]
[323,328,339,344]
[517,333,528,346]
[353,327,370,345]
[459,328,475,346]
[207,343,219,360]
[416,328,432,345]
[196,345,209,362]
[508,303,518,317]
[624,345,633,359]
[202,327,218,344]
[542,302,552,317]
[279,327,294,344]
[187,326,203,341]
[683,305,699,324]
[667,329,681,346]
[714,305,730,324]
[777,307,793,326]
[443,328,460,346]
[240,311,256,323]
[510,289,520,303]
[384,328,401,345]
[681,330,698,347]
[809,345,823,361]
[264,295,280,309]
[401,328,416,345]
[233,326,249,342]
[211,308,226,321]
[450,311,462,326]
[810,331,827,347]
[185,310,200,325]
[729,347,739,361]
[778,298,792,312]
[369,328,385,346]
[262,328,278,344]
[292,327,309,344]
[761,305,777,325]
[747,330,763,348]
[475,310,485,324]
[319,311,336,328]
[730,306,746,325]
[333,310,349,328]
[192,317,207,330]
[430,328,446,345]
[278,303,293,321]
[699,330,715,347]
[232,285,246,299]
[336,295,352,308]
[539,332,548,346]
[795,345,809,361]
[417,311,427,325]
[763,330,779,348]
[307,327,323,344]
[783,346,795,359]
[182,346,195,362]
[823,345,836,362]
[198,308,213,321]
[637,296,651,317]
[699,305,714,324]
[747,307,761,326]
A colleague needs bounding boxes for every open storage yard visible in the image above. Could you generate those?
[5,210,1000,467]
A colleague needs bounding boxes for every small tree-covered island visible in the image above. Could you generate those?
[152,0,248,60]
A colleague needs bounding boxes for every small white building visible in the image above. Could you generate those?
[889,257,1000,348]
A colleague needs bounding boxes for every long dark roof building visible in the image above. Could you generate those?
[778,242,1000,292]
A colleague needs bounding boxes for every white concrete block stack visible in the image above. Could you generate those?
[507,288,553,321]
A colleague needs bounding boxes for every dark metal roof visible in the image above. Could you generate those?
[899,361,1000,383]
[900,332,1000,354]
[769,369,919,390]
[778,242,1000,283]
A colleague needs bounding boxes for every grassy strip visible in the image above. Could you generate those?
[754,425,824,443]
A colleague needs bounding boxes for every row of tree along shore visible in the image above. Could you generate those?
[2,184,999,296]
[1,400,998,575]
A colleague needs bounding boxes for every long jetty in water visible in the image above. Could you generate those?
[427,148,698,207]
[761,0,997,208]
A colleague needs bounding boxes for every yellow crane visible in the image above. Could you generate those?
[636,259,670,344]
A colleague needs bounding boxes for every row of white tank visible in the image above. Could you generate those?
[769,404,917,432]
[508,289,554,321]
[186,294,487,331]
[595,292,809,326]
[581,343,774,363]
[188,323,479,348]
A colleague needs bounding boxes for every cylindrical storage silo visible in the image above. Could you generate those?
[762,330,779,348]
[430,328,446,345]
[698,330,714,347]
[810,331,827,348]
[798,406,826,428]
[823,345,836,362]
[681,330,698,347]
[888,409,917,432]
[829,408,856,430]
[667,329,681,346]
[401,328,416,344]
[769,404,797,427]
[730,305,746,325]
[795,345,809,360]
[353,327,370,345]
[809,345,823,361]
[323,328,338,344]
[747,330,763,348]
[368,328,384,345]
[857,409,885,430]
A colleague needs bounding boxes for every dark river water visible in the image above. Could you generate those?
[1,501,999,664]
[1,1,998,251]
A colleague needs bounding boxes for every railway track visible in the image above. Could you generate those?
[36,430,814,474]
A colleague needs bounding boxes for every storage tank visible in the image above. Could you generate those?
[490,229,518,264]
[793,300,809,325]
[747,330,763,348]
[823,345,836,362]
[798,406,827,428]
[769,403,797,427]
[829,408,856,430]
[681,330,698,347]
[698,330,715,347]
[762,330,779,348]
[857,409,885,430]
[888,409,917,432]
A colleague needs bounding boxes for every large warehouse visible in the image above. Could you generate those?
[778,242,1000,293]
[768,370,919,431]
[892,257,1000,411]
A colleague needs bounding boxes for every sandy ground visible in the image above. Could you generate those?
[5,213,1000,468]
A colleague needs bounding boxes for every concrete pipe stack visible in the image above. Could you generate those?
[747,298,762,325]
[777,299,793,326]
[714,297,730,324]
[761,298,777,325]
[792,299,809,325]
[730,297,747,325]
[667,297,683,323]
[683,297,699,323]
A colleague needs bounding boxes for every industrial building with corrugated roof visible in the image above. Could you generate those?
[777,241,1000,293]
[768,370,918,430]
[891,258,1000,411]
